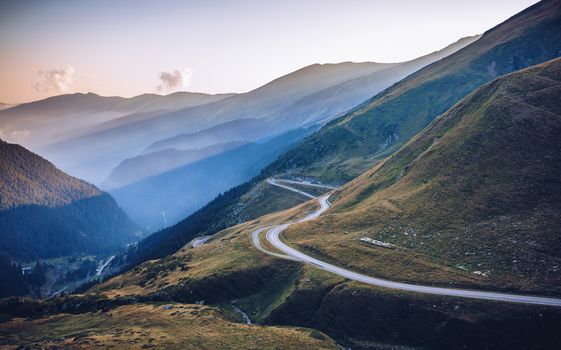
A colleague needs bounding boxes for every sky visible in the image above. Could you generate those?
[0,0,539,104]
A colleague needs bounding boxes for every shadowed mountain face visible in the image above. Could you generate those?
[287,57,561,293]
[0,140,138,261]
[266,0,561,182]
[102,141,249,190]
[110,127,315,230]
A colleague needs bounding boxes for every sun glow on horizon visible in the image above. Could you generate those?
[0,0,539,104]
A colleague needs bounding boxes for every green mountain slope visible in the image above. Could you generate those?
[0,140,138,260]
[267,0,561,181]
[285,57,561,294]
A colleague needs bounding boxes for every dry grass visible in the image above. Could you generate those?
[0,303,337,349]
[282,59,561,296]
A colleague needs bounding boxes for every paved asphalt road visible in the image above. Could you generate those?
[191,236,211,248]
[257,179,561,307]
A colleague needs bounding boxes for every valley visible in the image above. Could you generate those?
[1,1,561,349]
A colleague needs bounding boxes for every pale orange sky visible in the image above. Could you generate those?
[0,0,539,104]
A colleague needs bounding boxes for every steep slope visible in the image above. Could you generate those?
[267,35,481,130]
[284,57,561,294]
[0,140,138,260]
[267,0,561,181]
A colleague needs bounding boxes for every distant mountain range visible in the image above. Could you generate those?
[117,36,478,183]
[30,63,399,183]
[93,38,475,228]
[0,91,233,152]
[0,140,138,260]
[102,141,249,190]
[1,36,475,187]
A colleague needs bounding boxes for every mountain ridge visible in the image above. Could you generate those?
[264,0,561,181]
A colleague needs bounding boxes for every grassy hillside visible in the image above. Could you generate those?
[32,180,559,349]
[266,0,561,181]
[284,58,561,295]
[0,140,138,260]
[0,303,337,349]
[0,140,100,210]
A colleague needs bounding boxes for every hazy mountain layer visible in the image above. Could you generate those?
[0,92,233,151]
[144,37,479,155]
[38,63,392,183]
[39,39,474,185]
[111,127,315,229]
[103,141,249,190]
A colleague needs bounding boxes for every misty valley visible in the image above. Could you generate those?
[1,1,561,349]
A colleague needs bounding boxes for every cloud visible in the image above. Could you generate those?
[34,65,75,93]
[10,129,30,141]
[157,69,193,92]
[0,128,30,143]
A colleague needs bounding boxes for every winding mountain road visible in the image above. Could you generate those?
[254,179,561,307]
[96,255,116,276]
[191,236,212,248]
